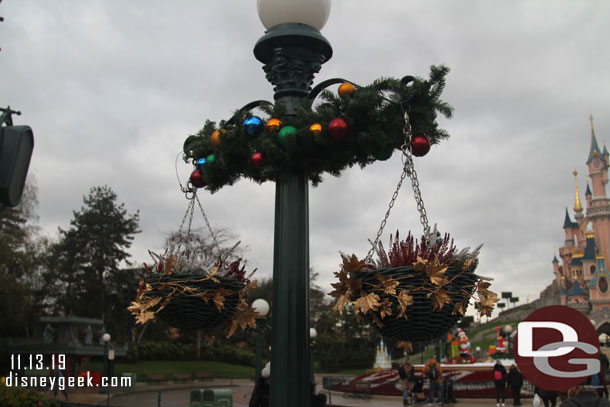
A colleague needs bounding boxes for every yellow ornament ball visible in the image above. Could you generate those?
[267,118,282,133]
[310,123,322,135]
[210,130,221,147]
[338,82,356,96]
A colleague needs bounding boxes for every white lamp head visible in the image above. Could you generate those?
[257,0,331,31]
[504,325,513,334]
[310,327,317,338]
[102,333,111,343]
[252,298,270,318]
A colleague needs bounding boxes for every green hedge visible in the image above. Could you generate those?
[130,342,254,366]
[316,337,375,372]
[0,380,60,407]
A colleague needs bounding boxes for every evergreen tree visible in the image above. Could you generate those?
[41,186,140,327]
[0,179,42,338]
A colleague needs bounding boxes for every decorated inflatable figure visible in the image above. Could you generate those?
[488,326,508,356]
[458,329,471,357]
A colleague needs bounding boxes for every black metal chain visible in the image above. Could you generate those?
[174,152,222,254]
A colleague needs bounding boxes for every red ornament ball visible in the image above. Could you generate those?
[190,169,205,188]
[252,152,263,168]
[411,134,431,157]
[328,118,349,141]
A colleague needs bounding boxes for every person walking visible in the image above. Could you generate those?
[493,360,507,407]
[506,364,523,406]
[535,387,559,407]
[249,362,270,407]
[561,384,610,406]
[422,357,443,406]
[398,358,415,405]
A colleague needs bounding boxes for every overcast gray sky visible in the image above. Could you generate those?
[2,1,609,317]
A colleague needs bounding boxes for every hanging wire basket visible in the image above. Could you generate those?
[145,273,245,331]
[129,187,258,335]
[330,110,497,346]
[358,262,479,342]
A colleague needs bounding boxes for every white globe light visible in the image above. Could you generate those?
[102,333,111,343]
[310,328,317,338]
[504,325,513,334]
[252,298,270,317]
[257,0,331,31]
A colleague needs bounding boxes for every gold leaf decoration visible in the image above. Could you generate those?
[396,289,414,319]
[353,292,381,315]
[332,295,351,315]
[379,298,393,319]
[413,256,428,272]
[452,298,469,316]
[342,254,367,274]
[427,288,452,311]
[378,275,399,295]
[426,260,448,287]
[397,341,413,353]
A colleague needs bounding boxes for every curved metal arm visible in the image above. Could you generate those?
[307,78,359,101]
[224,100,273,126]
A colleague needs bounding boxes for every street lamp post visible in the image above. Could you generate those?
[254,2,332,407]
[504,325,513,356]
[309,327,317,388]
[100,333,110,395]
[252,298,270,383]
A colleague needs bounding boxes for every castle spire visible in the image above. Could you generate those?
[587,115,603,164]
[573,170,583,212]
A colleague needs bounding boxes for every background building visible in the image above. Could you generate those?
[553,117,610,336]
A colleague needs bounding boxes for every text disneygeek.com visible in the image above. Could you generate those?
[3,372,132,392]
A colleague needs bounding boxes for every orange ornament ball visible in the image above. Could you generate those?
[310,123,322,135]
[338,82,355,96]
[267,118,282,133]
[210,130,221,147]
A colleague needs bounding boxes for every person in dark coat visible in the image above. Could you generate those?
[249,362,270,407]
[536,387,559,407]
[506,364,523,406]
[493,360,507,407]
[561,385,610,407]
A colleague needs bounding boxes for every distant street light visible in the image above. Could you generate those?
[310,327,318,387]
[252,298,270,382]
[100,333,111,396]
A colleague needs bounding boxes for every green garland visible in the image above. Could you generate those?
[183,65,453,193]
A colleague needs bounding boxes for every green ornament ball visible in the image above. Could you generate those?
[278,126,297,146]
[206,154,216,163]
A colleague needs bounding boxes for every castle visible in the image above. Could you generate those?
[553,116,610,335]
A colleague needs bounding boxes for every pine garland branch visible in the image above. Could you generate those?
[183,65,453,192]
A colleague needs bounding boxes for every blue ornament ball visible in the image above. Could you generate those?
[243,116,264,136]
[196,157,206,170]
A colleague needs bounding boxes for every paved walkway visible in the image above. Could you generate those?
[65,377,514,407]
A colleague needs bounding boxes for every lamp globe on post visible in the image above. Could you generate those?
[100,333,111,395]
[309,327,318,386]
[504,325,513,355]
[254,2,333,407]
[252,298,270,383]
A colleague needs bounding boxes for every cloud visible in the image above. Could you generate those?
[2,0,610,320]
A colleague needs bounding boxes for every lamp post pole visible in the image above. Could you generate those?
[254,3,332,407]
[310,327,317,388]
[100,333,110,395]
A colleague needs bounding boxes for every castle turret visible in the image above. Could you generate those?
[563,208,578,248]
